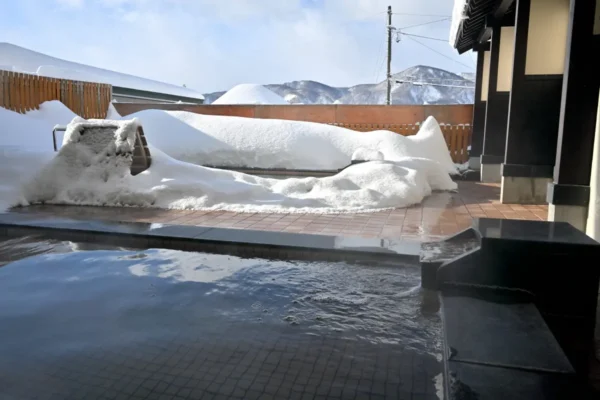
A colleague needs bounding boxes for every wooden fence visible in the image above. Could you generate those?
[0,70,112,119]
[329,122,472,163]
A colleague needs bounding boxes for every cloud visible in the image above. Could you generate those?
[2,0,473,93]
[55,0,84,7]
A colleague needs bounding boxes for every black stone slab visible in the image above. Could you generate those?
[420,228,480,289]
[474,218,598,245]
[442,295,573,373]
[447,362,591,400]
[437,218,600,373]
[0,212,419,264]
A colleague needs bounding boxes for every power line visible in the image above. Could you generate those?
[405,35,474,70]
[399,32,447,42]
[372,37,387,83]
[395,79,474,89]
[399,18,450,30]
[392,12,451,17]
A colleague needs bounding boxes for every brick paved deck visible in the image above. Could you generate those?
[11,182,547,242]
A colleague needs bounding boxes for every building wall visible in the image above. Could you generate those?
[525,0,570,75]
[481,51,491,101]
[497,26,515,92]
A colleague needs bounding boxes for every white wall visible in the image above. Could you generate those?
[525,0,570,75]
[587,90,600,240]
[481,51,491,101]
[497,27,515,92]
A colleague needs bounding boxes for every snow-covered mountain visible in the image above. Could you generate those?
[204,66,474,105]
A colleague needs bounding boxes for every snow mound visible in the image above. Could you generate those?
[1,104,458,214]
[352,148,384,161]
[129,110,458,174]
[0,101,78,209]
[213,84,288,105]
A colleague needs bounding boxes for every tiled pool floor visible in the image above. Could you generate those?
[0,239,442,400]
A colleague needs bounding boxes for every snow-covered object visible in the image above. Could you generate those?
[0,42,204,100]
[351,148,384,162]
[213,84,288,105]
[22,119,140,205]
[449,0,469,46]
[0,104,457,213]
[128,110,458,175]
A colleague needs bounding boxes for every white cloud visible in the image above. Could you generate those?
[56,0,84,7]
[5,0,473,93]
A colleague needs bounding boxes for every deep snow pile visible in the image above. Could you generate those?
[212,84,288,105]
[0,101,77,209]
[1,102,458,213]
[128,109,458,174]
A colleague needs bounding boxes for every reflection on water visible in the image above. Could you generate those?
[0,240,443,399]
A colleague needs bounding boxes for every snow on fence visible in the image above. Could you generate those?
[329,122,472,163]
[0,70,112,119]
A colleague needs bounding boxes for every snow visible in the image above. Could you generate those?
[213,84,288,105]
[106,103,122,120]
[449,0,469,47]
[0,102,458,214]
[128,109,459,175]
[351,148,384,162]
[0,101,78,209]
[0,42,204,100]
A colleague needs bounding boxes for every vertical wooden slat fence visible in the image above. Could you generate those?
[329,122,472,163]
[0,70,112,119]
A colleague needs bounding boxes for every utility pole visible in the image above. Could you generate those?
[386,5,392,105]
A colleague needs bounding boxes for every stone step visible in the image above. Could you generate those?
[441,291,592,399]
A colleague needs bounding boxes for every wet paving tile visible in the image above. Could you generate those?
[7,182,550,242]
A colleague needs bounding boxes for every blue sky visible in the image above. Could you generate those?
[0,0,473,93]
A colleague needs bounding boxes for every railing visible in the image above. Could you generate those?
[0,70,112,119]
[330,122,472,164]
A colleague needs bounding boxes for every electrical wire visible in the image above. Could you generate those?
[405,35,474,70]
[399,32,447,42]
[398,18,451,30]
[372,37,387,83]
[392,12,451,18]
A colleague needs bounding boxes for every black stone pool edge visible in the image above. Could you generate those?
[0,212,420,265]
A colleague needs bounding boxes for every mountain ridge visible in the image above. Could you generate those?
[204,65,474,105]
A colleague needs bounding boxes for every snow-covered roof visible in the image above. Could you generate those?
[0,42,204,101]
[213,84,288,105]
[449,0,469,47]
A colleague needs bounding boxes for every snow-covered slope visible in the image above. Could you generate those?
[336,66,474,105]
[204,66,474,105]
[267,80,348,105]
[212,84,287,105]
[0,42,204,101]
[1,102,457,213]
